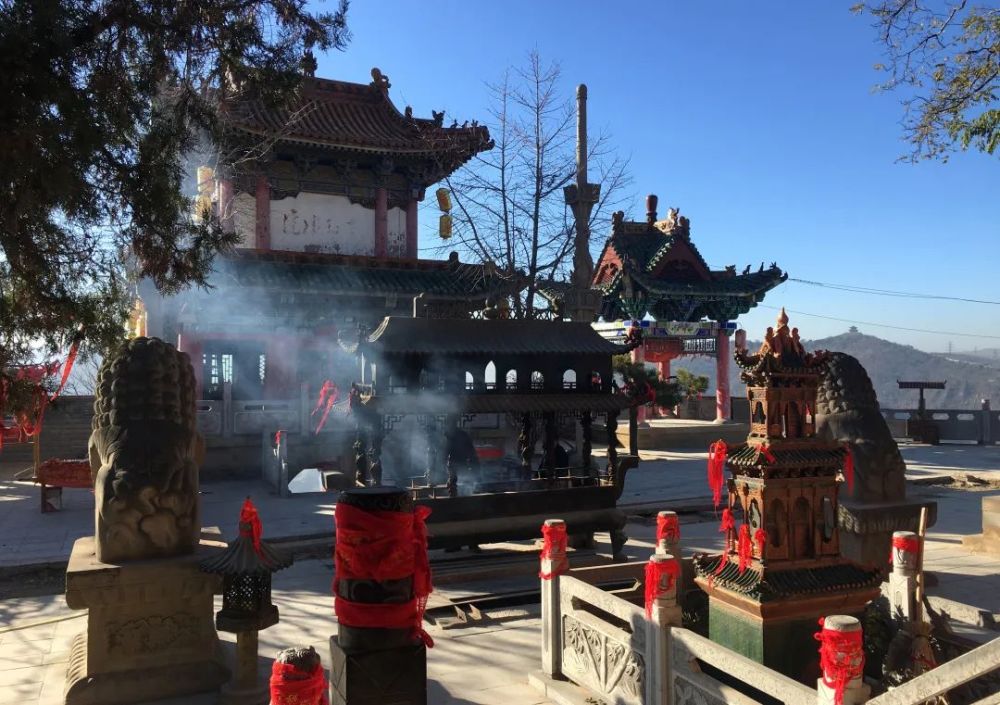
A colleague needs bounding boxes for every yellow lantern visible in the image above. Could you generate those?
[435,188,451,213]
[439,214,452,240]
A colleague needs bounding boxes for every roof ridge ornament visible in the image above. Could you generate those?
[370,67,390,92]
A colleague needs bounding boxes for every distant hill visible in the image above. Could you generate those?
[668,329,1000,410]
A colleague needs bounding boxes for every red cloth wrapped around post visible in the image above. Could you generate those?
[656,513,680,544]
[644,558,681,618]
[270,661,328,705]
[889,534,921,565]
[333,503,434,647]
[538,522,568,580]
[737,524,753,574]
[707,440,728,509]
[814,618,864,705]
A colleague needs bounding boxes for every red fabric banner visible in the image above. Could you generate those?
[269,661,328,705]
[312,380,340,434]
[644,558,681,618]
[239,498,263,554]
[842,444,855,493]
[814,618,864,705]
[737,524,753,574]
[539,522,568,580]
[656,514,680,544]
[758,444,776,463]
[753,527,768,555]
[333,503,434,647]
[707,440,727,509]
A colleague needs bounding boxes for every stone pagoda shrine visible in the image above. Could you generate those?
[560,196,786,422]
[693,310,881,680]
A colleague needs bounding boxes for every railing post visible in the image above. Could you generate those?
[540,519,568,679]
[655,511,681,558]
[816,615,869,705]
[980,399,991,445]
[222,381,232,437]
[889,531,920,624]
[646,554,681,705]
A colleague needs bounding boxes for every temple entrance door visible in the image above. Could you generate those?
[204,341,265,400]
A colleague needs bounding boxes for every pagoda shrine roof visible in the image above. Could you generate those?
[590,208,787,321]
[693,555,881,603]
[204,249,513,301]
[223,69,491,169]
[365,317,629,356]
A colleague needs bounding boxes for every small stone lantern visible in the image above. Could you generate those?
[202,498,293,705]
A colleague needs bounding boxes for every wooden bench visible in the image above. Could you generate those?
[35,459,91,513]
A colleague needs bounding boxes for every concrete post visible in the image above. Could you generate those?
[220,630,266,704]
[540,519,566,678]
[715,327,731,423]
[888,531,919,624]
[980,399,992,445]
[646,554,681,705]
[816,615,869,705]
[655,511,680,558]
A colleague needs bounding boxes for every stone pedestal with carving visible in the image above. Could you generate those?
[64,534,229,705]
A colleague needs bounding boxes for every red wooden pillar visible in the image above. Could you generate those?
[177,332,204,400]
[631,344,647,425]
[255,174,270,250]
[374,187,388,257]
[405,198,418,258]
[715,327,731,422]
[218,178,235,233]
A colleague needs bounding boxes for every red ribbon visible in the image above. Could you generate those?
[889,535,921,565]
[707,440,728,509]
[333,503,434,647]
[715,508,736,577]
[815,618,864,705]
[644,558,681,618]
[753,527,768,556]
[269,661,328,705]
[539,522,569,580]
[758,444,776,463]
[737,524,753,574]
[274,430,284,448]
[843,444,855,493]
[312,380,340,434]
[239,497,263,554]
[656,514,680,544]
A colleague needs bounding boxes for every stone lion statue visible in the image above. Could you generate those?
[89,337,204,563]
[814,352,906,503]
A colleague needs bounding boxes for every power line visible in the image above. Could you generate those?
[786,278,1000,306]
[757,305,1000,340]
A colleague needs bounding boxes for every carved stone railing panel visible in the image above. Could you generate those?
[195,401,222,436]
[231,400,300,435]
[558,574,648,705]
[670,629,813,705]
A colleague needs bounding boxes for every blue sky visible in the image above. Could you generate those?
[313,1,997,353]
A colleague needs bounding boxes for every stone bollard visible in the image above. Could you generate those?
[815,615,869,705]
[655,511,681,557]
[888,531,920,624]
[270,647,327,705]
[539,519,568,678]
[330,487,432,705]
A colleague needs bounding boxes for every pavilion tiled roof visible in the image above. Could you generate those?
[693,555,881,602]
[208,249,512,300]
[224,72,492,168]
[726,443,846,469]
[366,317,629,356]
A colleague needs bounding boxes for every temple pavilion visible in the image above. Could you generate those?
[545,195,787,422]
[139,69,517,402]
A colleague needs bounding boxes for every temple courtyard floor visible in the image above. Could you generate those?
[0,442,997,704]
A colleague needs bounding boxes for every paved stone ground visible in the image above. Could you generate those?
[0,443,997,704]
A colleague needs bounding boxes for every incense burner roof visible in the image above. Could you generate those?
[589,208,786,322]
[223,70,491,169]
[693,555,882,603]
[365,317,629,356]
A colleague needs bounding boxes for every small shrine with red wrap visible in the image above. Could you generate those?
[692,310,881,682]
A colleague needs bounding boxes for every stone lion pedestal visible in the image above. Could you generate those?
[64,532,230,705]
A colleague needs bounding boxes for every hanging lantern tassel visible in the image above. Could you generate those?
[707,440,728,510]
[842,444,855,494]
[714,508,736,577]
[737,524,753,574]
